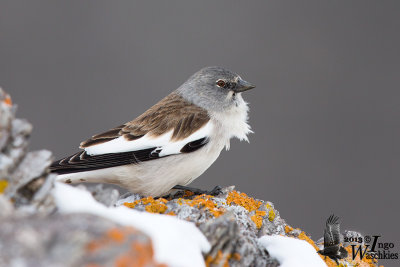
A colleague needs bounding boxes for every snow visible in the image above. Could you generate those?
[52,182,210,267]
[258,235,327,267]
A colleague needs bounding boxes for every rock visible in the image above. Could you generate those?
[0,214,164,267]
[119,189,380,267]
[77,183,120,207]
[0,88,381,267]
[0,89,33,178]
[118,188,285,267]
[0,194,14,218]
[0,88,56,215]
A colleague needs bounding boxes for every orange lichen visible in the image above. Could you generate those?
[231,253,241,261]
[107,228,126,243]
[86,227,135,253]
[86,226,166,267]
[342,245,380,267]
[124,197,169,214]
[183,190,194,197]
[3,95,12,106]
[225,192,276,229]
[251,210,267,229]
[145,203,168,214]
[205,250,241,267]
[226,190,261,212]
[251,215,263,229]
[181,194,225,217]
[285,225,294,233]
[0,180,8,194]
[256,210,267,216]
[114,241,167,267]
[86,240,104,253]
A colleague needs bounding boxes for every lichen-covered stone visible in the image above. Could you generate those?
[0,88,166,267]
[0,88,381,267]
[0,214,164,267]
[120,188,380,267]
[0,88,56,215]
[119,187,285,267]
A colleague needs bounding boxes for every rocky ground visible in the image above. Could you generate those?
[0,88,380,267]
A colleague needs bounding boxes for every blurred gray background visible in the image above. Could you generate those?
[1,1,399,265]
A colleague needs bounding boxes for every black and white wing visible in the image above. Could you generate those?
[50,92,211,174]
[323,214,341,248]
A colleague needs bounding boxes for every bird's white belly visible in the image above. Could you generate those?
[116,143,223,196]
[56,140,224,196]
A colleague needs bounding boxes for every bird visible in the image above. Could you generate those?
[50,66,255,197]
[317,214,348,265]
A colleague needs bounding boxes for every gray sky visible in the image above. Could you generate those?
[1,1,399,265]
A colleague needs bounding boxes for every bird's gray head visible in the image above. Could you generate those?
[176,66,255,112]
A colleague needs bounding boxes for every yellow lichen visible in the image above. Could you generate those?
[124,197,169,214]
[226,190,261,212]
[181,194,225,217]
[268,209,275,222]
[0,180,8,194]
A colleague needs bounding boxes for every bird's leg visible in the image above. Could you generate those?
[172,185,223,196]
[334,258,339,265]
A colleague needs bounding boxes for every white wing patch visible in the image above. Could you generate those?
[84,122,213,157]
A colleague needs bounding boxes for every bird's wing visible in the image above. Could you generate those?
[323,214,341,247]
[80,92,210,151]
[50,92,211,174]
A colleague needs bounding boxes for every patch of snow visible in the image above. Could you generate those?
[258,235,327,267]
[52,182,210,267]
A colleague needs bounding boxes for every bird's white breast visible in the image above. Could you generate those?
[209,95,252,150]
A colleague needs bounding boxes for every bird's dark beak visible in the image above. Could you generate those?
[234,78,256,93]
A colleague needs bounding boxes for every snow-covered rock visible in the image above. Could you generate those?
[0,88,381,267]
[53,182,210,267]
[258,235,327,267]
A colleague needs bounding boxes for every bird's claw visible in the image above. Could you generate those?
[207,185,223,196]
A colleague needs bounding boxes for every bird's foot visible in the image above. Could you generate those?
[172,185,223,197]
[334,258,339,266]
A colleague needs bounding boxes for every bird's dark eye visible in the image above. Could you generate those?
[216,80,226,88]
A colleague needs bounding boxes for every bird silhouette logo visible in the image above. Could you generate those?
[317,214,348,265]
